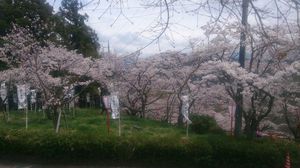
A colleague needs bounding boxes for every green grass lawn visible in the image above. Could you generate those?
[0,108,187,138]
[0,108,299,168]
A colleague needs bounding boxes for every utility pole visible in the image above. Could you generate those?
[235,0,250,137]
[107,40,111,56]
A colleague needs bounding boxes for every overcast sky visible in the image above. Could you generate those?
[48,0,213,56]
[47,0,292,56]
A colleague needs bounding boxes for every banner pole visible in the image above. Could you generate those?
[56,108,62,133]
[25,108,28,129]
[186,123,189,137]
[42,104,46,119]
[73,102,75,118]
[6,103,9,122]
[118,114,121,136]
[231,108,233,136]
[106,109,110,134]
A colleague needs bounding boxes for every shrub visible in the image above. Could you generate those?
[205,135,300,168]
[190,115,224,134]
[0,129,299,167]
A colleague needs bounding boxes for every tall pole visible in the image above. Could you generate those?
[186,123,189,137]
[108,40,111,56]
[56,108,62,133]
[25,108,28,129]
[235,0,250,136]
[106,109,110,134]
[6,103,9,122]
[118,113,121,136]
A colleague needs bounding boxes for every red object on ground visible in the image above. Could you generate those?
[284,152,291,168]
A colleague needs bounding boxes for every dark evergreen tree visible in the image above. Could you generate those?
[0,0,100,58]
[0,0,55,41]
[57,0,100,58]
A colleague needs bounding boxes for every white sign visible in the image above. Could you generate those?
[228,102,236,118]
[86,93,90,103]
[0,82,7,104]
[30,89,36,103]
[64,86,75,108]
[17,85,28,109]
[181,95,192,124]
[98,87,101,95]
[64,86,74,99]
[228,101,236,134]
[69,100,75,108]
[110,94,120,119]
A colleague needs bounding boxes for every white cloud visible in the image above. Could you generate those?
[47,0,296,55]
[47,0,211,56]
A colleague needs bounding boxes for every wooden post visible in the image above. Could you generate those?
[6,103,9,122]
[56,108,62,133]
[72,107,75,118]
[25,108,28,129]
[42,108,46,119]
[231,113,233,136]
[186,123,189,137]
[106,109,110,134]
[118,113,121,136]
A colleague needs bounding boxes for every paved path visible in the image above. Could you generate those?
[0,162,134,168]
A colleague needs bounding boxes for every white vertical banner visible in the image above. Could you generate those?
[63,86,70,99]
[103,96,111,109]
[0,82,7,104]
[110,93,120,119]
[228,101,236,135]
[228,102,236,120]
[69,99,75,108]
[30,89,36,104]
[98,87,101,95]
[13,93,17,104]
[64,86,75,108]
[17,84,28,109]
[63,86,68,98]
[181,95,192,124]
[71,86,75,98]
[86,93,90,103]
[68,86,75,99]
[98,87,101,107]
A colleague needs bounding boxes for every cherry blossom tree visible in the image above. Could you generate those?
[115,57,165,118]
[271,61,300,139]
[0,27,96,132]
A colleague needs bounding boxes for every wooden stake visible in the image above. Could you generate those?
[25,108,28,129]
[118,114,121,136]
[186,123,189,137]
[55,108,62,133]
[106,109,110,134]
[6,103,9,122]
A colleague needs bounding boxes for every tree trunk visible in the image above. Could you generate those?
[235,86,244,136]
[235,0,250,137]
[244,117,259,139]
[177,100,183,126]
[283,103,300,140]
[141,96,147,118]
